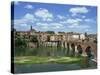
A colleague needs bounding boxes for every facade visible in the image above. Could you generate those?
[80,34,85,40]
[14,26,98,44]
[66,32,81,41]
[36,32,48,42]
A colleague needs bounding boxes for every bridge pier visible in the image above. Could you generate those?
[64,42,67,48]
[75,45,79,57]
[67,43,70,55]
[69,44,72,56]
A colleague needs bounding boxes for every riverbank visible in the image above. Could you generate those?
[13,56,82,64]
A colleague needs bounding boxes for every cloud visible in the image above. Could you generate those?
[85,29,92,32]
[14,13,36,24]
[68,24,90,29]
[42,18,53,21]
[34,8,53,21]
[24,13,36,22]
[69,7,89,16]
[13,5,96,33]
[20,24,27,27]
[57,15,66,20]
[84,18,94,22]
[84,18,96,24]
[82,16,86,18]
[66,18,82,24]
[14,13,37,31]
[62,18,90,29]
[36,22,63,31]
[36,22,62,28]
[35,21,91,32]
[14,23,31,31]
[36,22,48,26]
[50,23,63,29]
[60,18,82,24]
[24,4,33,9]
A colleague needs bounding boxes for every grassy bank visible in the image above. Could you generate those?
[13,56,82,64]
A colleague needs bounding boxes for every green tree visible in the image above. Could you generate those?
[30,35,38,43]
[15,37,27,47]
[46,31,55,34]
[58,32,65,33]
[31,29,36,32]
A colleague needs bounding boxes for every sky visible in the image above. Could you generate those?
[11,1,97,34]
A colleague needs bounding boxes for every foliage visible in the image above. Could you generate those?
[58,32,65,33]
[31,29,36,32]
[30,35,38,42]
[46,31,55,34]
[15,37,27,47]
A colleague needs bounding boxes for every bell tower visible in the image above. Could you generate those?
[30,25,32,31]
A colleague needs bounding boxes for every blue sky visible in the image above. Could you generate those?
[11,1,97,34]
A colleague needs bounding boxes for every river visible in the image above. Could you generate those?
[13,47,97,73]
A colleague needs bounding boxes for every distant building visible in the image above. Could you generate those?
[87,34,97,42]
[35,32,48,42]
[66,32,81,41]
[15,26,97,43]
[80,34,85,40]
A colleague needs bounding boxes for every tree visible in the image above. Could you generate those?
[30,35,38,42]
[15,32,27,47]
[46,31,55,34]
[58,32,65,33]
[15,37,27,47]
[31,29,36,32]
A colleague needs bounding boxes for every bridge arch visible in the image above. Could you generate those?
[71,43,75,56]
[85,46,93,58]
[77,45,83,55]
[67,43,70,55]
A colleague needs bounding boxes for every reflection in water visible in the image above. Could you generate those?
[14,64,81,73]
[14,47,97,73]
[80,57,90,68]
[80,55,97,69]
[14,47,68,57]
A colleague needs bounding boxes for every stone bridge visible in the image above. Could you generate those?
[40,40,97,63]
[29,33,97,63]
[61,40,97,63]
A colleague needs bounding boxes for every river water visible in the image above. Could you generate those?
[14,59,97,74]
[14,47,97,73]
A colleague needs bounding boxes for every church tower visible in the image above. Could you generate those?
[30,25,36,33]
[30,25,32,31]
